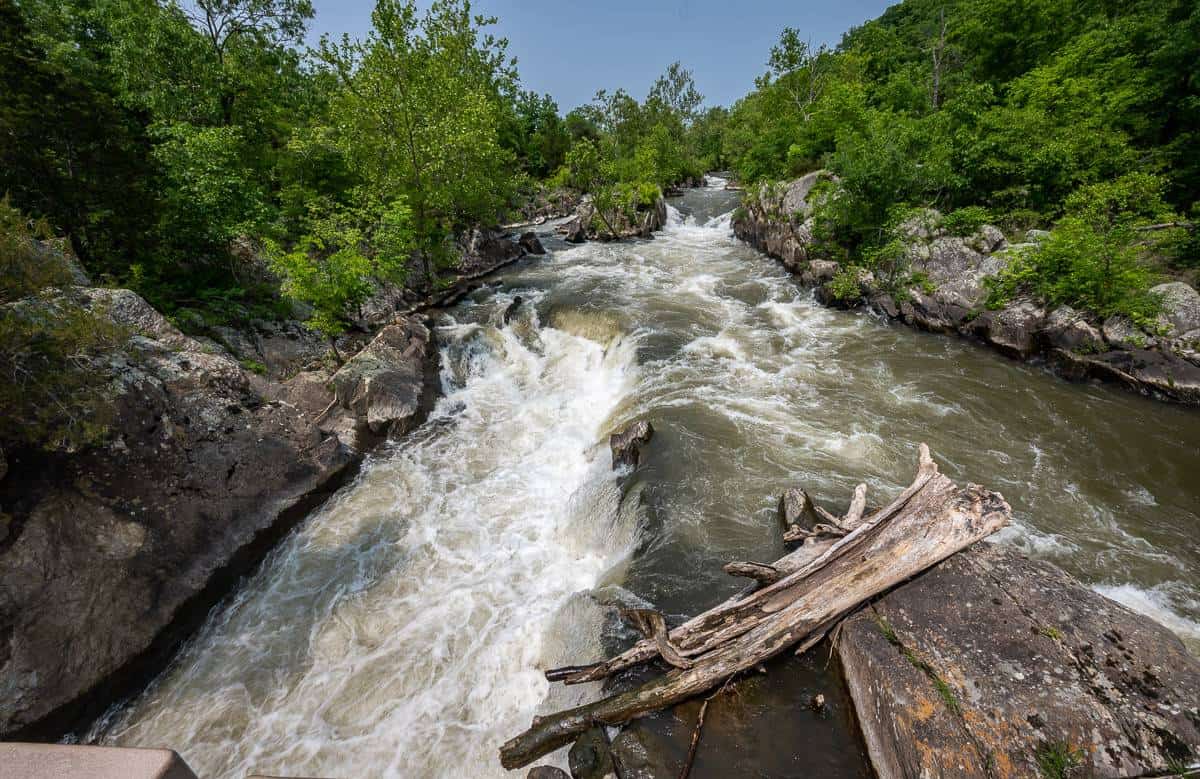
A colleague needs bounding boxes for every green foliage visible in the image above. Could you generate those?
[988,174,1174,323]
[942,206,993,237]
[268,201,414,341]
[829,267,865,302]
[0,199,123,451]
[1034,739,1084,779]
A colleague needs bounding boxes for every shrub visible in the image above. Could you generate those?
[829,266,864,302]
[0,199,124,451]
[986,174,1175,324]
[941,206,993,237]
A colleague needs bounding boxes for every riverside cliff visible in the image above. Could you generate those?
[734,172,1200,404]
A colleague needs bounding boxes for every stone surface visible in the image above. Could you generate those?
[838,544,1200,779]
[778,487,818,529]
[527,767,571,779]
[609,420,654,470]
[1054,348,1200,404]
[1039,306,1104,354]
[979,299,1045,359]
[459,226,526,277]
[519,231,547,255]
[331,317,431,437]
[609,727,676,779]
[1102,315,1155,350]
[0,289,356,738]
[568,727,616,779]
[1151,281,1200,337]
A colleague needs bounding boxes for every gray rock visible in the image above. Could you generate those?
[968,224,1006,254]
[980,299,1045,359]
[780,170,832,220]
[1150,281,1200,337]
[806,259,840,285]
[838,544,1200,779]
[1055,347,1200,404]
[917,236,1008,310]
[1039,306,1104,354]
[527,767,570,779]
[563,214,588,244]
[460,226,526,277]
[610,726,675,779]
[519,231,547,255]
[0,289,356,738]
[778,487,818,529]
[331,318,431,436]
[568,727,615,779]
[610,420,654,470]
[1103,315,1155,350]
[1026,228,1051,243]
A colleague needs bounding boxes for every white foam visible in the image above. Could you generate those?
[1092,583,1200,651]
[103,313,642,778]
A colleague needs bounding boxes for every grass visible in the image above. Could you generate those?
[1035,739,1084,779]
[1038,625,1064,641]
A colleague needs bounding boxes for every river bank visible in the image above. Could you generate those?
[733,172,1200,405]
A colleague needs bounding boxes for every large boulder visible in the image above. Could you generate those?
[1039,306,1104,354]
[609,420,654,470]
[459,226,526,277]
[1151,282,1200,337]
[1053,348,1200,404]
[519,231,547,255]
[0,289,355,738]
[977,299,1045,359]
[839,544,1200,779]
[331,317,432,437]
[915,236,1009,311]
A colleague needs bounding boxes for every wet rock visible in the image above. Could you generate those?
[460,226,526,276]
[563,214,588,243]
[838,544,1200,778]
[1150,282,1200,337]
[804,259,840,286]
[778,487,819,529]
[519,231,547,255]
[569,727,616,779]
[1039,306,1104,354]
[1055,348,1200,403]
[610,420,654,469]
[610,726,676,779]
[331,317,431,437]
[810,693,827,712]
[900,292,956,333]
[979,299,1045,359]
[527,767,570,779]
[0,289,355,738]
[504,296,524,325]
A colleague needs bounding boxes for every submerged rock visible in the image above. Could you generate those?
[609,726,676,779]
[527,767,570,779]
[838,544,1200,778]
[519,231,547,255]
[778,487,819,529]
[610,420,654,469]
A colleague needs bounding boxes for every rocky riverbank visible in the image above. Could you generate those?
[0,226,544,741]
[733,172,1200,405]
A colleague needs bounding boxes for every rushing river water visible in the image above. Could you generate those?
[98,179,1200,777]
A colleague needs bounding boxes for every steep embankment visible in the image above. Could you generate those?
[0,226,550,741]
[734,172,1200,404]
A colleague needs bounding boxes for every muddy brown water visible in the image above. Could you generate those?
[95,179,1200,777]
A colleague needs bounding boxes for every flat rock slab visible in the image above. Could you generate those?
[838,544,1200,778]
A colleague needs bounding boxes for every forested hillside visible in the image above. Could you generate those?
[719,0,1199,319]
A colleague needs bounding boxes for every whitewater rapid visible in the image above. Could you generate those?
[100,177,1200,777]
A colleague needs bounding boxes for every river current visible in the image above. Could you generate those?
[98,179,1200,777]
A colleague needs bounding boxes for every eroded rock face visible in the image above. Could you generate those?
[610,420,654,469]
[0,289,356,738]
[331,317,431,438]
[519,231,547,255]
[838,544,1200,779]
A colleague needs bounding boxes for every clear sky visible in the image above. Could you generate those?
[305,0,894,111]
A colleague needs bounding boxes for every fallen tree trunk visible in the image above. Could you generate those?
[500,444,1010,770]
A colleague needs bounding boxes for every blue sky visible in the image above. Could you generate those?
[306,0,893,111]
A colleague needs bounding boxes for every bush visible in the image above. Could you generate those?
[941,206,993,237]
[0,199,124,451]
[986,174,1174,324]
[829,266,864,302]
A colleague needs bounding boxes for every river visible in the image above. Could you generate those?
[96,178,1200,777]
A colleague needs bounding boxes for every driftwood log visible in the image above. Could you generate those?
[499,444,1011,769]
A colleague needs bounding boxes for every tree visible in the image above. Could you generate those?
[319,0,517,286]
[766,27,832,122]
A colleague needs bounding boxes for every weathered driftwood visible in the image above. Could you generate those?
[499,445,1011,769]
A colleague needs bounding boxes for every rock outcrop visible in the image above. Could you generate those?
[0,288,358,738]
[558,193,669,244]
[609,421,654,469]
[734,176,1200,404]
[331,317,433,440]
[839,543,1200,778]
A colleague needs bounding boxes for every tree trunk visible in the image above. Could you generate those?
[500,445,1010,769]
